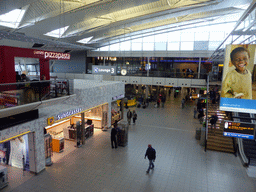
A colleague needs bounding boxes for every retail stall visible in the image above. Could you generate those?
[44,103,108,163]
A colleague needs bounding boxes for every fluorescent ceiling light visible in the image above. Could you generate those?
[0,9,26,28]
[44,26,69,38]
[77,36,93,44]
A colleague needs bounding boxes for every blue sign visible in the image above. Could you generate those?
[94,67,99,73]
[223,132,254,140]
[220,98,256,113]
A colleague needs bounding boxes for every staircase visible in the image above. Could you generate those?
[206,101,235,153]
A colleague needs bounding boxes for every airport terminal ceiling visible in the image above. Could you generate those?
[0,0,255,57]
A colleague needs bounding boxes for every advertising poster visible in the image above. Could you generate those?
[220,44,256,113]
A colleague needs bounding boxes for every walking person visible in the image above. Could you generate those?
[181,98,185,108]
[157,97,161,108]
[127,109,132,125]
[111,122,118,148]
[132,110,137,124]
[210,113,218,135]
[194,106,197,119]
[145,144,156,174]
[161,96,166,108]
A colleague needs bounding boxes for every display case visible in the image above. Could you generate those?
[44,134,53,166]
[84,124,94,139]
[52,138,64,153]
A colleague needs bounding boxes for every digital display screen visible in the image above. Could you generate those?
[223,121,255,140]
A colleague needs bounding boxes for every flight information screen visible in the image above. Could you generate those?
[223,121,255,140]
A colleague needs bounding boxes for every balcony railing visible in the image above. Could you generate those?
[115,71,221,81]
[0,79,74,110]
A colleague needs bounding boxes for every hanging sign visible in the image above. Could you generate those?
[92,65,116,75]
[223,121,255,140]
[112,94,124,101]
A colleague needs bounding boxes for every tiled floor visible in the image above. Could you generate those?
[2,92,256,192]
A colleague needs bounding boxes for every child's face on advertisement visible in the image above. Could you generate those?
[232,51,249,73]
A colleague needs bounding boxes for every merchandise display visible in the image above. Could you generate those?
[111,101,122,125]
[44,134,53,166]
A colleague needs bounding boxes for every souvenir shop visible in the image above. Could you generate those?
[44,103,108,164]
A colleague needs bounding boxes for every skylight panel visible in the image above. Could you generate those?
[0,9,26,28]
[77,36,93,44]
[44,26,69,38]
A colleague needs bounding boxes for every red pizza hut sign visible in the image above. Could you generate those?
[34,50,70,60]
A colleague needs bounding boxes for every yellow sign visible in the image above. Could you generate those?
[47,117,54,125]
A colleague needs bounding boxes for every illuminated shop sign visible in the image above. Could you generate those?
[92,65,116,75]
[57,108,82,120]
[33,50,70,60]
[223,121,255,140]
[112,94,124,101]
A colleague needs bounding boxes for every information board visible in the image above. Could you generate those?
[223,121,255,140]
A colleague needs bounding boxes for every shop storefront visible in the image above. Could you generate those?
[44,103,108,164]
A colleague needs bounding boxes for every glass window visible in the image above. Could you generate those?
[195,32,209,41]
[180,32,194,41]
[168,32,180,42]
[194,41,209,50]
[132,37,142,43]
[100,46,109,51]
[120,41,131,51]
[155,33,167,42]
[109,43,119,51]
[167,42,179,50]
[143,36,154,43]
[132,42,142,51]
[180,42,194,50]
[143,43,154,51]
[155,42,166,51]
[208,41,221,50]
[209,31,225,41]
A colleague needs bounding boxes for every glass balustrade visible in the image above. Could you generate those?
[0,79,73,110]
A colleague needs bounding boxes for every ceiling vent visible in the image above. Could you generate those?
[32,43,45,48]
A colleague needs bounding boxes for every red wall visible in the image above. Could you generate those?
[0,46,50,83]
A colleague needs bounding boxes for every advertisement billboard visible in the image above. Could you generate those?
[220,44,256,113]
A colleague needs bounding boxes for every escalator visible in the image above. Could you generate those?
[235,113,256,167]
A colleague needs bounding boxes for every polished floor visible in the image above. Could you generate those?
[2,93,256,192]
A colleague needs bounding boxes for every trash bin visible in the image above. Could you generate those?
[117,121,128,147]
[200,127,206,146]
[195,128,201,140]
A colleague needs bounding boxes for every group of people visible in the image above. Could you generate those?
[16,72,30,82]
[127,109,137,125]
[156,95,166,108]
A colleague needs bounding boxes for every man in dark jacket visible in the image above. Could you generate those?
[111,122,118,148]
[145,144,156,174]
[210,113,218,135]
[127,109,132,125]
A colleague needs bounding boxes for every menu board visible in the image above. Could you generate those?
[223,121,255,139]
